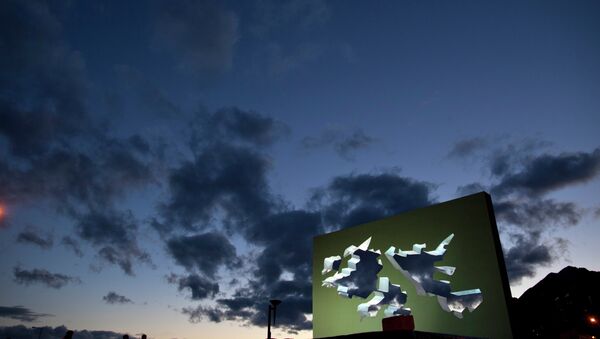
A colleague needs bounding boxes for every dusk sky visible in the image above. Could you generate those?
[1,1,599,338]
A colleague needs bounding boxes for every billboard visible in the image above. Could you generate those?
[312,192,513,338]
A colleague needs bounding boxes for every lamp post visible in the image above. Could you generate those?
[267,299,281,339]
[32,326,43,339]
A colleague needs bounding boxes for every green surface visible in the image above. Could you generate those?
[312,192,513,339]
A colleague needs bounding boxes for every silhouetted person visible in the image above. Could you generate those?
[123,335,129,339]
[63,330,74,339]
[142,335,147,339]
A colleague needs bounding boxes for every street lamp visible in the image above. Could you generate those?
[267,299,282,339]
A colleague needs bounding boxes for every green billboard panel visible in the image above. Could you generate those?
[312,192,513,338]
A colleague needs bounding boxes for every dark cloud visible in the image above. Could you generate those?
[16,230,53,249]
[0,325,130,339]
[184,279,312,332]
[156,106,288,233]
[61,236,83,257]
[191,107,288,149]
[0,0,91,158]
[311,172,436,229]
[75,209,151,276]
[0,0,158,276]
[491,148,600,198]
[102,292,133,305]
[247,210,322,285]
[157,104,316,331]
[0,138,155,210]
[167,232,240,278]
[158,143,277,232]
[302,128,375,160]
[167,274,219,300]
[447,137,489,158]
[485,147,597,283]
[0,306,50,322]
[494,199,581,230]
[195,211,322,331]
[154,0,238,74]
[451,140,598,285]
[504,233,567,284]
[181,171,434,332]
[13,267,81,289]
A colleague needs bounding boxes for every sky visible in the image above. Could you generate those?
[0,0,599,338]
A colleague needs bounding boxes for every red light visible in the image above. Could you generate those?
[589,316,597,324]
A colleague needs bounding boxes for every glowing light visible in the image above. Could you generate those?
[589,315,598,324]
[0,205,5,218]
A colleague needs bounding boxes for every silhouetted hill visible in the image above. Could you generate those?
[512,266,600,338]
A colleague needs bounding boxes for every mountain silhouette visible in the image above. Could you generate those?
[512,266,600,338]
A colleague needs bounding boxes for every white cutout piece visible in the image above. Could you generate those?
[435,266,456,276]
[385,234,483,318]
[322,255,342,275]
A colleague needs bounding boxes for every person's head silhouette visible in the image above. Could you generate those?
[141,335,147,339]
[63,330,74,339]
[123,335,129,339]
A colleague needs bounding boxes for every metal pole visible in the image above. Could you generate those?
[267,305,272,339]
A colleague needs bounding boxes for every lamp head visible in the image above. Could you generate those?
[270,299,282,307]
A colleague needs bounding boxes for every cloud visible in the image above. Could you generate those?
[181,171,434,332]
[0,325,131,339]
[450,139,599,285]
[154,106,289,234]
[102,292,133,305]
[447,137,489,158]
[192,211,322,331]
[191,107,289,149]
[184,279,312,332]
[247,210,322,285]
[504,233,567,284]
[157,143,277,232]
[167,274,219,300]
[0,139,155,210]
[13,267,81,289]
[302,128,376,160]
[75,209,151,276]
[0,0,159,276]
[311,172,436,229]
[0,306,50,322]
[61,236,83,257]
[167,232,240,278]
[154,0,238,74]
[494,199,581,230]
[0,0,90,158]
[16,230,53,249]
[491,148,600,197]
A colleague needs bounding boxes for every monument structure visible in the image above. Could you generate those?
[312,192,514,339]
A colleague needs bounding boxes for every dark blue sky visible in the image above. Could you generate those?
[1,1,599,338]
